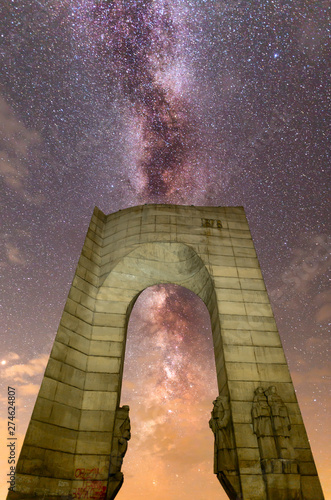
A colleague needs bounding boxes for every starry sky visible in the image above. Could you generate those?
[0,0,330,498]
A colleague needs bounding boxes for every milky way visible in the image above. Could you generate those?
[90,0,195,198]
[0,0,330,498]
[121,285,219,498]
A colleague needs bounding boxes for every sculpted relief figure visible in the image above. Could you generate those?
[253,387,301,498]
[107,405,131,500]
[252,386,278,461]
[265,386,295,460]
[252,386,297,465]
[110,405,131,474]
[209,396,236,473]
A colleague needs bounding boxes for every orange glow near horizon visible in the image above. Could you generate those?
[0,285,330,499]
[118,285,225,499]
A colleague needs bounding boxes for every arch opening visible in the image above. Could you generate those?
[118,283,227,500]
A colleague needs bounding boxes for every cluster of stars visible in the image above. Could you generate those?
[0,0,329,498]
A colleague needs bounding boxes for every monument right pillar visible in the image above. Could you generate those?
[205,206,324,500]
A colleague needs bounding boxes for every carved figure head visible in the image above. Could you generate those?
[213,395,229,410]
[254,386,265,396]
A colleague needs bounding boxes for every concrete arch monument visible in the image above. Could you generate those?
[8,205,324,500]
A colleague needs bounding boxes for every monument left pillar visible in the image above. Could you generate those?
[7,207,119,499]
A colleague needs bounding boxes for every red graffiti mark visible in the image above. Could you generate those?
[73,468,107,499]
[74,467,107,480]
[72,480,107,499]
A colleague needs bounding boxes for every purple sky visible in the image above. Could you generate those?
[0,1,330,498]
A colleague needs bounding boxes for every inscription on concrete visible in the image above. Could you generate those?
[201,218,222,228]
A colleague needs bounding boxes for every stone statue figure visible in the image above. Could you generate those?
[252,387,278,460]
[252,387,301,498]
[265,386,295,459]
[209,395,236,473]
[111,406,131,474]
[107,405,131,500]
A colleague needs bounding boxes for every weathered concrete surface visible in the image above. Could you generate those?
[8,205,324,500]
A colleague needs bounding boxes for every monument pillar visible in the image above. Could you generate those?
[8,204,324,500]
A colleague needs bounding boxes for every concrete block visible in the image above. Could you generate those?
[216,289,244,302]
[240,278,266,291]
[211,265,238,278]
[25,420,78,452]
[228,221,250,231]
[222,329,253,346]
[254,346,287,364]
[231,238,255,249]
[38,377,57,401]
[245,302,273,317]
[234,423,258,448]
[54,381,83,409]
[251,330,282,347]
[235,257,260,268]
[87,356,121,373]
[43,449,75,479]
[224,345,256,363]
[60,311,92,339]
[56,325,90,354]
[220,313,276,331]
[242,290,270,303]
[84,373,120,392]
[218,301,247,315]
[45,401,81,430]
[233,247,257,258]
[93,312,126,327]
[229,381,262,402]
[97,286,137,302]
[238,268,263,279]
[227,361,260,381]
[72,275,97,298]
[89,340,123,357]
[79,291,97,310]
[240,474,267,500]
[45,358,85,390]
[231,401,255,423]
[214,277,241,289]
[300,475,324,500]
[81,390,117,411]
[94,299,128,314]
[257,363,292,383]
[79,410,116,432]
[51,341,88,371]
[92,326,125,342]
[229,229,252,240]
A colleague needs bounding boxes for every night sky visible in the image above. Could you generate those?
[0,0,330,498]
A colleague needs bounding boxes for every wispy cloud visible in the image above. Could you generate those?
[1,354,48,384]
[4,242,27,266]
[269,233,331,314]
[0,96,44,204]
[314,290,331,323]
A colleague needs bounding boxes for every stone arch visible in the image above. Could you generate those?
[95,241,238,498]
[84,240,240,499]
[10,205,324,500]
[97,241,225,402]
